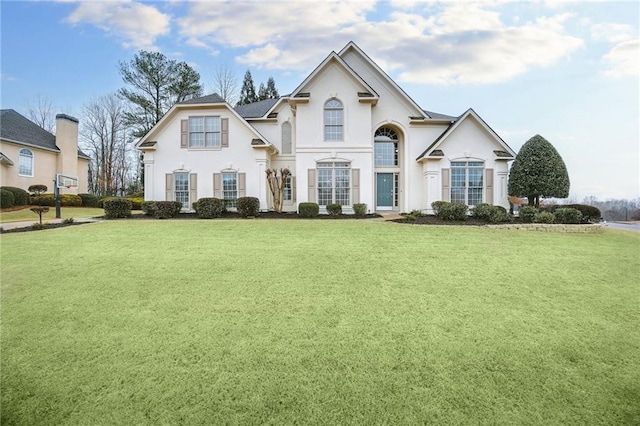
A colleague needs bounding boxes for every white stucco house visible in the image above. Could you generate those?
[136,42,515,214]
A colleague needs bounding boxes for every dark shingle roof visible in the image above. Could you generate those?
[178,93,225,105]
[1,109,58,150]
[234,98,279,119]
[423,110,458,120]
[0,109,90,158]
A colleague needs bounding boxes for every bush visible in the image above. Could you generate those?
[78,193,98,207]
[534,211,555,224]
[299,202,319,218]
[326,203,342,217]
[61,194,82,207]
[471,203,510,223]
[237,196,260,217]
[126,197,144,210]
[353,203,367,217]
[436,202,468,221]
[127,191,144,198]
[519,206,538,223]
[431,201,450,216]
[196,198,226,219]
[153,201,182,219]
[564,204,601,223]
[1,186,29,206]
[142,201,157,216]
[28,184,48,195]
[1,189,15,209]
[29,195,55,207]
[554,208,583,224]
[103,198,132,219]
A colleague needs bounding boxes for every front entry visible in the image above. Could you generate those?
[376,173,394,210]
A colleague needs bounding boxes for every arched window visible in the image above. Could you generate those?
[324,99,343,141]
[18,148,33,176]
[281,121,292,154]
[374,127,399,167]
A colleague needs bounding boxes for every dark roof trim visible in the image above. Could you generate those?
[494,150,513,158]
[139,141,158,148]
[55,113,79,123]
[251,139,266,146]
[358,92,374,97]
[294,92,310,98]
[430,150,444,157]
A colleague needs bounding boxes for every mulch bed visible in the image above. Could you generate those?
[391,215,508,226]
[1,221,91,234]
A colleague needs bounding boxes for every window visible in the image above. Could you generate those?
[324,99,343,141]
[174,172,189,208]
[374,127,399,167]
[222,172,238,207]
[281,122,292,155]
[451,161,484,206]
[283,175,292,201]
[317,162,350,206]
[18,148,33,176]
[189,116,221,148]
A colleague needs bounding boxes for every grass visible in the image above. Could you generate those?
[0,206,105,223]
[1,220,639,425]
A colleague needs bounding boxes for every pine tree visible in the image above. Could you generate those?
[237,70,257,106]
[265,76,279,99]
[257,82,268,101]
[508,134,570,207]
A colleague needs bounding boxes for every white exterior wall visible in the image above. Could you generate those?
[144,106,270,209]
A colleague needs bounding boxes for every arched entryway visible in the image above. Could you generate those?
[374,126,402,211]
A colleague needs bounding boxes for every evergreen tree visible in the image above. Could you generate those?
[237,70,257,106]
[265,76,279,99]
[508,134,570,207]
[257,82,268,101]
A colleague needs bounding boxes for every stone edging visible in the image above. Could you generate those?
[486,223,603,233]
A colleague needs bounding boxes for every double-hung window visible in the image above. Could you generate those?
[222,172,238,207]
[18,148,33,176]
[283,175,292,201]
[174,172,189,208]
[189,116,221,148]
[451,161,484,206]
[324,99,343,141]
[317,162,350,206]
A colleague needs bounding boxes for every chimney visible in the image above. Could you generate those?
[55,113,79,182]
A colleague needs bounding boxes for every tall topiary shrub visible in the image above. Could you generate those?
[508,134,570,208]
[28,184,48,195]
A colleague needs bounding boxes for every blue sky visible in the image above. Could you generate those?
[1,0,638,201]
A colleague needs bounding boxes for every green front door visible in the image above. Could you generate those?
[376,173,393,210]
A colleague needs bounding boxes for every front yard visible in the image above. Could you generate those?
[1,220,638,424]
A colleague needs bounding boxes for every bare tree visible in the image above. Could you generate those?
[266,168,291,212]
[25,94,57,133]
[80,93,135,196]
[212,63,239,105]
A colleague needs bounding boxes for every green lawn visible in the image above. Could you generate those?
[0,207,105,223]
[1,221,638,425]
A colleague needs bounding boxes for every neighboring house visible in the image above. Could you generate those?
[0,109,90,193]
[137,42,515,213]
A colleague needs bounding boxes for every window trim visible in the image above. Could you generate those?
[174,171,190,209]
[222,171,238,208]
[450,161,484,206]
[18,148,34,177]
[317,161,351,206]
[188,115,222,149]
[323,98,343,142]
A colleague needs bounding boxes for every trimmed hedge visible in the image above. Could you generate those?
[554,208,583,224]
[153,201,182,219]
[1,189,15,209]
[28,193,82,207]
[1,186,29,206]
[237,197,260,217]
[471,203,510,223]
[196,198,226,219]
[326,203,342,217]
[103,198,132,219]
[29,195,55,207]
[78,193,98,207]
[519,206,538,223]
[534,211,555,224]
[434,201,468,221]
[563,204,601,223]
[126,197,144,210]
[142,201,157,216]
[353,203,367,217]
[28,184,48,195]
[299,202,319,218]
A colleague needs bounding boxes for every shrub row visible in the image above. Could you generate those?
[1,189,15,209]
[0,186,29,207]
[539,203,601,223]
[432,201,469,221]
[520,205,584,224]
[103,198,132,219]
[29,193,83,207]
[470,203,510,223]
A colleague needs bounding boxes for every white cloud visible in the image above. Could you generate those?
[0,73,17,82]
[602,39,640,78]
[591,22,635,43]
[176,1,583,84]
[65,0,170,50]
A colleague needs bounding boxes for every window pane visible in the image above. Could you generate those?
[205,116,220,132]
[190,117,204,132]
[18,149,33,175]
[468,168,483,187]
[283,176,292,201]
[190,133,204,147]
[174,172,189,208]
[222,172,237,207]
[205,132,221,147]
[451,168,465,188]
[316,162,350,206]
[375,142,397,166]
[449,161,484,205]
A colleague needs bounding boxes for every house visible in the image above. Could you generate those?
[137,42,515,213]
[0,109,90,193]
